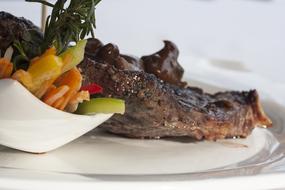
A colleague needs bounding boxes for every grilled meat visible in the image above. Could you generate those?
[0,11,43,59]
[141,41,187,87]
[85,38,142,71]
[79,57,272,140]
[84,39,186,85]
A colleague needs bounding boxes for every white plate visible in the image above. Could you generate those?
[0,56,285,190]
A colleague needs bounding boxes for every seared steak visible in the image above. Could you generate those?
[84,38,186,86]
[0,11,43,59]
[85,38,143,71]
[79,58,272,140]
[141,41,187,87]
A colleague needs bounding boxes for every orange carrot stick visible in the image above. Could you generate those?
[45,85,57,95]
[52,97,65,110]
[35,79,58,98]
[4,63,13,78]
[55,67,82,90]
[0,58,13,79]
[43,85,69,106]
[54,68,82,110]
[0,61,8,78]
[58,89,77,111]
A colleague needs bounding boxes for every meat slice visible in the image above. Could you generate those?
[141,41,186,87]
[79,58,272,140]
[0,11,43,59]
[84,38,187,86]
[84,38,142,71]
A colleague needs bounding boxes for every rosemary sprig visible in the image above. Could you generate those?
[25,0,101,54]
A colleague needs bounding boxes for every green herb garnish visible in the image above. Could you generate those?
[25,0,101,55]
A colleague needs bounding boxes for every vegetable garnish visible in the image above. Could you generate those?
[80,83,103,95]
[76,98,126,115]
[13,0,101,68]
[26,0,101,55]
[0,0,126,115]
[0,47,14,79]
[60,40,87,73]
[0,59,13,79]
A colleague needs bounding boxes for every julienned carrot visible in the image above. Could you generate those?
[0,58,13,79]
[5,44,91,113]
[43,85,70,106]
[35,79,57,98]
[45,85,56,95]
[54,68,83,110]
[59,91,75,110]
[55,67,82,91]
[52,97,65,109]
[12,62,88,112]
[0,38,93,113]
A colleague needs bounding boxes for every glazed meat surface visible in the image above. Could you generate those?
[79,57,272,140]
[84,38,187,86]
[141,40,187,87]
[0,11,43,59]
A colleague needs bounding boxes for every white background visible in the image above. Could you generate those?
[2,0,285,83]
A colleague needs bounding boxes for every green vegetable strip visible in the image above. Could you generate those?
[60,39,87,73]
[76,98,125,115]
